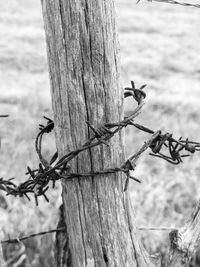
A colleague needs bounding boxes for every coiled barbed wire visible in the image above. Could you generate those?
[0,81,200,205]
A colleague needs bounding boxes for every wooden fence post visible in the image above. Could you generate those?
[41,0,154,266]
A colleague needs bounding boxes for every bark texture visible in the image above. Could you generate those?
[41,0,155,266]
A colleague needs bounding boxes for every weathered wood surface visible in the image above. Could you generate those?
[41,0,155,266]
[166,201,200,267]
[0,246,4,267]
[0,231,5,266]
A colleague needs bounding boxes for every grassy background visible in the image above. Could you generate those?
[0,0,200,266]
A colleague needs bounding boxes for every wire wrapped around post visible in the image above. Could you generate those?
[0,81,200,205]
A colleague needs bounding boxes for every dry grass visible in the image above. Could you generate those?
[0,0,200,265]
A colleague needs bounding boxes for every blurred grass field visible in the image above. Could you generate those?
[0,0,200,266]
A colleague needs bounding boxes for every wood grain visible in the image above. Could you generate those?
[41,0,155,266]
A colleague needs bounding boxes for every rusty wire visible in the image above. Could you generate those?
[0,81,200,205]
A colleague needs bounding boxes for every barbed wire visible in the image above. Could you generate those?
[1,228,65,244]
[0,225,177,244]
[0,81,200,206]
[137,0,200,9]
[0,0,199,253]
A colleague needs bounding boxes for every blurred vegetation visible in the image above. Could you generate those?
[0,0,200,266]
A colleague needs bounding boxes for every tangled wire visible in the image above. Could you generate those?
[0,81,200,205]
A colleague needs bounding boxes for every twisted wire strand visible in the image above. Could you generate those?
[138,0,200,8]
[152,0,200,9]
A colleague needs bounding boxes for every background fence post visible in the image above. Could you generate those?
[0,247,4,266]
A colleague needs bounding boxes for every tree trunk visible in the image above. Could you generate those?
[41,0,154,266]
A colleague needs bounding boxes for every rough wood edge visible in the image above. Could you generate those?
[166,201,200,266]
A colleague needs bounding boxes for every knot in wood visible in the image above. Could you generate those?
[169,229,180,250]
